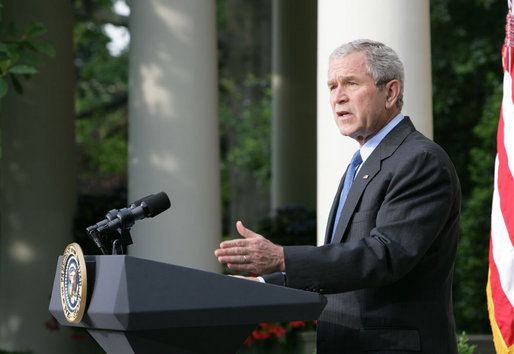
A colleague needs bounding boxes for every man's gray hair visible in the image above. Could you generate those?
[330,39,405,110]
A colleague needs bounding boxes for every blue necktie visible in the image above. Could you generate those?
[331,150,362,242]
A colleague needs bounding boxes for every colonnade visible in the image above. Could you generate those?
[0,1,431,352]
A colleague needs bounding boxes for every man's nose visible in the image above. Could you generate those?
[334,87,348,104]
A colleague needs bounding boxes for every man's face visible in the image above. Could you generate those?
[328,52,391,146]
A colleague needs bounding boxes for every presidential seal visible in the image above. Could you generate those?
[60,243,87,323]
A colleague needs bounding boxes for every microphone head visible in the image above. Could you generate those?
[143,192,171,217]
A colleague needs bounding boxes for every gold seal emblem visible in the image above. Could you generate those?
[60,243,87,323]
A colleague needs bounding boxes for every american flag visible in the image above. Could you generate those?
[487,1,514,352]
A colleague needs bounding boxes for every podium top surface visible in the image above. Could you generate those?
[49,255,326,331]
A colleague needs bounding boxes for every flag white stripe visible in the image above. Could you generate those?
[502,72,514,177]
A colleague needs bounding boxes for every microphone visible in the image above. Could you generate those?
[92,192,171,233]
[86,192,171,254]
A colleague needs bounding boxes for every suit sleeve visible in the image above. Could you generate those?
[261,272,286,286]
[281,148,460,294]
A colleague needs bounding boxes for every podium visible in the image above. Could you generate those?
[49,255,326,353]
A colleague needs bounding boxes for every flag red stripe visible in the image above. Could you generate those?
[497,106,514,245]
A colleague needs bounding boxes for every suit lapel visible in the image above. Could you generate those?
[330,154,380,244]
[328,117,416,244]
[324,168,349,244]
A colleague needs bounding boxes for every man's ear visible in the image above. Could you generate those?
[385,80,401,109]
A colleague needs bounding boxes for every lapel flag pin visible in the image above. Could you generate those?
[362,174,369,180]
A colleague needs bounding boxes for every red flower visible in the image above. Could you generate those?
[289,321,306,328]
[243,320,316,347]
[244,336,254,346]
[252,329,271,339]
[270,325,287,338]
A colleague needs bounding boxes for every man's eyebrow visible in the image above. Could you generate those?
[327,75,343,86]
[327,75,357,86]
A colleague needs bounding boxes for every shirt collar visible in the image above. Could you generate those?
[360,113,404,163]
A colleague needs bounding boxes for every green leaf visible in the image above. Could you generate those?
[8,64,37,75]
[25,22,47,38]
[10,74,23,94]
[0,78,8,98]
[17,49,43,66]
[6,47,19,63]
[26,40,55,57]
[0,60,10,76]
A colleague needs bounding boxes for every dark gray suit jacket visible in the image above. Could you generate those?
[263,117,461,353]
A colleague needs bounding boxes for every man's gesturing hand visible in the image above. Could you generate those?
[214,221,285,274]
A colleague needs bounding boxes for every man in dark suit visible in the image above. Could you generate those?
[215,39,461,353]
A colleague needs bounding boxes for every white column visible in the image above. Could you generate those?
[0,1,76,353]
[317,0,432,244]
[271,0,317,211]
[128,0,221,272]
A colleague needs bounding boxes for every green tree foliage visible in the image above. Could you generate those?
[74,0,128,188]
[457,331,478,354]
[431,0,504,196]
[0,2,55,98]
[257,205,316,247]
[217,0,272,235]
[219,74,272,232]
[72,0,129,254]
[431,0,504,332]
[220,75,272,189]
[454,81,500,333]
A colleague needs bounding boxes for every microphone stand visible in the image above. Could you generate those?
[111,228,133,255]
[87,209,134,255]
[87,227,109,255]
